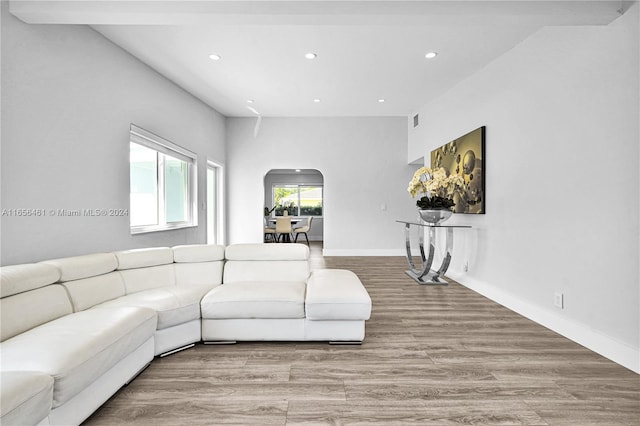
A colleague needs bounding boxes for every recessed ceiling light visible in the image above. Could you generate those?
[313,98,321,103]
[378,99,385,103]
[425,52,438,59]
[295,169,301,172]
[209,54,222,61]
[305,53,317,59]
[247,99,255,104]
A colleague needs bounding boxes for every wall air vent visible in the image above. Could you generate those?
[413,114,419,128]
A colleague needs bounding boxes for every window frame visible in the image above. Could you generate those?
[206,159,225,245]
[129,124,197,234]
[271,183,323,217]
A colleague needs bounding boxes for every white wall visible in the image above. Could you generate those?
[0,4,226,265]
[263,170,324,241]
[226,117,415,255]
[409,5,640,372]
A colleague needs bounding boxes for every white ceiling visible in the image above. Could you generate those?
[10,1,627,117]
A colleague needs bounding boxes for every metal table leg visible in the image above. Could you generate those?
[403,223,453,285]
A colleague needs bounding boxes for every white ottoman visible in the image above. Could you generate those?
[304,269,372,343]
[305,269,372,320]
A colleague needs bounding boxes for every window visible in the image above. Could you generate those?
[272,185,323,216]
[129,125,197,234]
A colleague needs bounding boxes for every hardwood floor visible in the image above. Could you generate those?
[84,242,640,425]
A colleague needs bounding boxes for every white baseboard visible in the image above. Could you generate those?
[447,270,640,374]
[322,249,407,256]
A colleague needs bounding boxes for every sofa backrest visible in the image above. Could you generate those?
[172,244,225,287]
[223,243,309,283]
[42,253,124,312]
[0,243,279,341]
[115,247,175,294]
[0,263,71,342]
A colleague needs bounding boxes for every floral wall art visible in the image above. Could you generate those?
[430,126,485,214]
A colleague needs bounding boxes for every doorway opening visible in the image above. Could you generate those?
[263,169,324,243]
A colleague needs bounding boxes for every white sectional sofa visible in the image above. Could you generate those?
[0,243,371,426]
[201,244,371,342]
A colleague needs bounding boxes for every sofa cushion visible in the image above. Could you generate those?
[93,285,211,330]
[223,261,309,284]
[60,272,126,312]
[0,263,60,298]
[174,262,223,287]
[1,285,73,342]
[172,244,225,263]
[0,371,53,426]
[305,269,372,320]
[42,253,126,312]
[119,264,176,294]
[115,247,173,270]
[223,244,310,283]
[0,306,157,408]
[201,281,306,319]
[172,244,225,288]
[41,253,117,282]
[225,243,309,261]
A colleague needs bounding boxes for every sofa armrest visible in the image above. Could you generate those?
[305,269,371,320]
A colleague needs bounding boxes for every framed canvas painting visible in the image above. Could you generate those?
[430,126,485,214]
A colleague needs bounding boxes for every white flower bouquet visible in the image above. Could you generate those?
[408,166,465,209]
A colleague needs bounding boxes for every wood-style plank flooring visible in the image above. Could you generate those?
[84,242,640,425]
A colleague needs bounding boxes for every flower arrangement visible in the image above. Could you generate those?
[408,166,465,210]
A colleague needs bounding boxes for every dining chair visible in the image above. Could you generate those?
[293,216,314,245]
[275,217,293,243]
[263,217,277,242]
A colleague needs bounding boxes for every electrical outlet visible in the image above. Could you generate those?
[554,292,564,309]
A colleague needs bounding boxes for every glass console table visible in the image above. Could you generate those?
[396,220,471,285]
